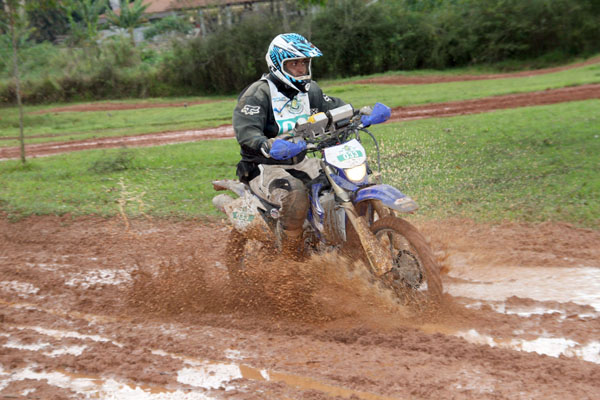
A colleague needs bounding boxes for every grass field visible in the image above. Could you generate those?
[0,60,599,147]
[1,98,598,227]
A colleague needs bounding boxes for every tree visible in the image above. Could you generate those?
[1,0,27,164]
[106,0,149,46]
[64,0,108,44]
[27,0,68,43]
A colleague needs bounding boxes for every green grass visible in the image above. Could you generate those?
[0,56,599,147]
[368,100,600,226]
[325,62,600,108]
[1,100,598,227]
[0,98,235,147]
[318,54,600,85]
[0,139,239,219]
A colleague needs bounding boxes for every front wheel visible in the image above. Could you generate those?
[370,216,443,302]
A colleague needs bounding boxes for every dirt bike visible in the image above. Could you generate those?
[212,103,443,302]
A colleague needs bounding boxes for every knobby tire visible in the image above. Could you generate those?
[370,216,443,302]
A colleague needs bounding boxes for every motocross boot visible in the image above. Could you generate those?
[278,183,309,261]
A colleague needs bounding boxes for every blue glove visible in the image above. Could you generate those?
[269,139,307,160]
[361,102,391,127]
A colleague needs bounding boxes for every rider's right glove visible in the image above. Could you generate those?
[269,139,307,160]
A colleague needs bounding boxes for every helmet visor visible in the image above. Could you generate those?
[283,57,312,81]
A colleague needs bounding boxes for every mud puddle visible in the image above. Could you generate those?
[438,257,600,364]
[1,322,397,400]
[445,256,600,311]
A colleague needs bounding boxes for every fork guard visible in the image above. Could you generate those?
[354,184,419,213]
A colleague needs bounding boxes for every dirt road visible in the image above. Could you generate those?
[1,215,599,399]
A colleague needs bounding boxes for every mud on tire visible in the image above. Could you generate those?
[370,216,443,302]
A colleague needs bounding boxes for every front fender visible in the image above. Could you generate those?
[354,184,419,213]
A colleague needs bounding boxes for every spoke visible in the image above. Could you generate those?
[387,232,395,257]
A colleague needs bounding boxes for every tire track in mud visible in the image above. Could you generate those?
[1,84,599,161]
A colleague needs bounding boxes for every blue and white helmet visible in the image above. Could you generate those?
[266,33,322,93]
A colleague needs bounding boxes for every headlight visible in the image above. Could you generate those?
[344,164,367,182]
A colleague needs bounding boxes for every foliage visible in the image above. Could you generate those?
[162,13,283,94]
[105,0,149,45]
[143,15,194,40]
[26,0,69,43]
[0,36,175,103]
[311,0,600,76]
[2,0,600,101]
[64,0,108,44]
[426,0,600,66]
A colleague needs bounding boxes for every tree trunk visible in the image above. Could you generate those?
[281,0,290,32]
[129,26,136,47]
[5,1,26,164]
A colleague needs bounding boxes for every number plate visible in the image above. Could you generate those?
[324,139,367,169]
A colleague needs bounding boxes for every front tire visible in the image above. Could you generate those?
[370,216,443,302]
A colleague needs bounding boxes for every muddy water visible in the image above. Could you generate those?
[439,254,600,363]
[446,257,600,311]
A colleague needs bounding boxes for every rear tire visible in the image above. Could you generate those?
[370,216,443,302]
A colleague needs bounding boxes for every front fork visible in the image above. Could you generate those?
[322,164,394,277]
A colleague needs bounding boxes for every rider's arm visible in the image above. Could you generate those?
[233,81,273,151]
[308,81,346,113]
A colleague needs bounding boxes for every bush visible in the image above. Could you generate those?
[144,15,194,40]
[161,13,282,94]
[428,0,600,65]
[88,150,136,174]
[312,0,435,75]
[2,0,600,103]
[0,36,170,103]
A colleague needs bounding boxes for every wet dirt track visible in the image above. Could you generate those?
[1,215,599,399]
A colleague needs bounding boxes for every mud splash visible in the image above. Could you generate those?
[129,247,411,324]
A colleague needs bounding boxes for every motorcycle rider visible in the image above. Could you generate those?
[233,33,346,255]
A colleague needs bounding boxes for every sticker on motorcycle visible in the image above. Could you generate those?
[224,196,260,231]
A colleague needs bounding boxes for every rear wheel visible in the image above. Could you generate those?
[370,216,443,302]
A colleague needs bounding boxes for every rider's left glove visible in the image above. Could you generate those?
[361,102,391,127]
[269,139,307,160]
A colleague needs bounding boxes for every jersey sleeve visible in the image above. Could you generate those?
[233,82,270,150]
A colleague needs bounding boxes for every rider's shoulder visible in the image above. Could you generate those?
[238,79,270,102]
[306,81,325,98]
